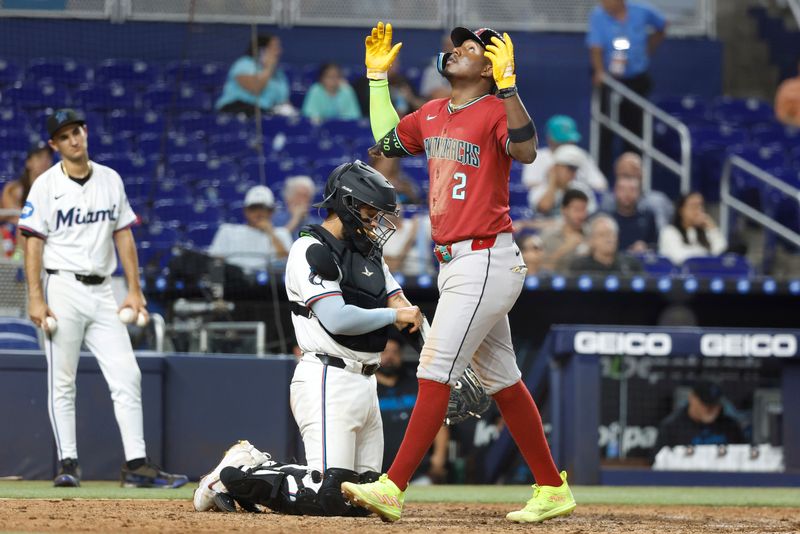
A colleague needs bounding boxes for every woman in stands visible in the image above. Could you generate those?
[215,34,292,116]
[301,62,362,122]
[1,142,53,225]
[658,192,727,265]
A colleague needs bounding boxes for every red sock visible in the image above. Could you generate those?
[493,380,562,487]
[387,378,450,491]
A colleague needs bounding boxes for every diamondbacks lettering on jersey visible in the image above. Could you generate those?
[55,205,118,230]
[423,136,481,168]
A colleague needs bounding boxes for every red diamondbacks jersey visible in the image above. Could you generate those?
[396,94,513,245]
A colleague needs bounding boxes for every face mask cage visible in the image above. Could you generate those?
[342,194,398,253]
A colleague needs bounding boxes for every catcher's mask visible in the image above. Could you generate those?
[313,160,398,258]
[436,26,504,76]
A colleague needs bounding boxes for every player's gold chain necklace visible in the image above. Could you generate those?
[449,93,489,111]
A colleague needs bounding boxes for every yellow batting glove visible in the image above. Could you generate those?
[484,32,516,90]
[365,21,403,80]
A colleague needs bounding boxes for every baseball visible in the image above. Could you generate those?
[118,307,137,324]
[136,312,149,328]
[45,316,58,334]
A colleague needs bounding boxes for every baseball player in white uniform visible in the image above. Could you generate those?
[193,161,422,516]
[20,109,187,488]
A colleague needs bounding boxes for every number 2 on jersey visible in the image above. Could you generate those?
[452,172,467,200]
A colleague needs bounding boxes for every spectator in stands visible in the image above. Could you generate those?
[1,142,53,224]
[587,0,667,175]
[569,214,642,274]
[517,232,544,275]
[418,33,453,100]
[273,175,321,236]
[208,185,292,273]
[522,115,606,202]
[653,379,745,453]
[600,155,658,252]
[354,59,426,118]
[369,155,423,205]
[600,151,672,230]
[530,144,597,217]
[376,335,449,482]
[658,192,727,265]
[775,58,800,127]
[540,189,590,272]
[381,204,434,276]
[301,62,362,122]
[216,34,292,116]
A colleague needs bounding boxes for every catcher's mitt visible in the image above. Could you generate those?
[445,366,491,425]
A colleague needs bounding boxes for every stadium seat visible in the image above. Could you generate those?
[0,130,33,152]
[184,202,222,226]
[157,179,193,202]
[164,61,226,88]
[0,333,40,350]
[208,136,255,159]
[635,253,677,276]
[320,119,371,139]
[3,83,69,110]
[95,59,158,88]
[261,115,317,138]
[142,85,210,111]
[0,317,38,338]
[136,240,173,274]
[73,84,137,111]
[0,59,20,87]
[710,97,774,126]
[186,224,217,248]
[27,58,88,86]
[682,254,753,277]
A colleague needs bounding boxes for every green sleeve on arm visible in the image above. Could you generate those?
[369,79,400,142]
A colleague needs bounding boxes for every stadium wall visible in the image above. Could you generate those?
[0,19,722,148]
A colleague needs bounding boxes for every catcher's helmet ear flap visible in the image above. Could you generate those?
[315,160,398,257]
[436,52,452,75]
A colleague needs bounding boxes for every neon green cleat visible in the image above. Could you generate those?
[341,474,405,522]
[506,470,576,523]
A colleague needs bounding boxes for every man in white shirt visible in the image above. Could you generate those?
[522,115,607,209]
[208,185,293,273]
[529,144,598,217]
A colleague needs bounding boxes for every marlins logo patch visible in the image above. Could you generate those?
[20,201,34,219]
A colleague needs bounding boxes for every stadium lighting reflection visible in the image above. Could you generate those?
[736,279,751,294]
[789,280,800,295]
[762,279,777,294]
[657,277,671,292]
[525,275,539,290]
[710,278,725,293]
[604,275,619,291]
[683,277,698,293]
[551,275,566,290]
[416,274,433,288]
[175,280,185,290]
[155,276,167,291]
[256,271,269,286]
[630,276,646,292]
[578,275,593,291]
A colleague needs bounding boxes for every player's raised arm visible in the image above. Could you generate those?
[484,33,538,164]
[365,21,403,142]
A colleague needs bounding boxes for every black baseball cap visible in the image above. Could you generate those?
[47,108,85,139]
[692,379,723,405]
[450,27,504,49]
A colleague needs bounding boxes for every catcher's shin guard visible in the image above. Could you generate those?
[319,468,360,516]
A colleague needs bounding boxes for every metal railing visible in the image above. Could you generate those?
[590,73,692,194]
[720,155,800,249]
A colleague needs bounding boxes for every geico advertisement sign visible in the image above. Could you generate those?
[574,332,672,356]
[700,334,797,357]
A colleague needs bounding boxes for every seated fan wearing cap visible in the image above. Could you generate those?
[207,185,293,274]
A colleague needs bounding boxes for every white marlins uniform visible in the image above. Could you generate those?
[285,234,402,474]
[18,161,146,462]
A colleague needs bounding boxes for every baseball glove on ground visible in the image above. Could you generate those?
[445,366,491,425]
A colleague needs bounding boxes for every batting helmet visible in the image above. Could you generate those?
[314,160,398,257]
[436,27,505,75]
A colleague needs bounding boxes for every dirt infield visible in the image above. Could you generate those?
[1,500,798,533]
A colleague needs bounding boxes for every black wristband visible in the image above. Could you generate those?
[496,85,518,99]
[508,121,536,143]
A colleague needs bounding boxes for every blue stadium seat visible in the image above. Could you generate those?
[509,183,528,207]
[95,59,157,88]
[186,224,218,248]
[682,254,753,277]
[710,97,774,126]
[0,333,40,350]
[136,240,173,273]
[184,202,222,226]
[0,108,28,130]
[0,317,38,338]
[28,58,88,86]
[635,253,677,276]
[320,119,372,139]
[164,61,226,88]
[730,145,786,169]
[0,59,20,87]
[4,83,69,110]
[0,130,33,152]
[157,179,193,202]
[196,179,246,203]
[73,84,137,111]
[208,136,255,158]
[262,115,316,138]
[122,176,152,199]
[653,95,708,121]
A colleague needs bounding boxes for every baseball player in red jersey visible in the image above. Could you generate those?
[341,22,576,523]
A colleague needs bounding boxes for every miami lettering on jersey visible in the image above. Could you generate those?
[423,136,481,168]
[56,205,118,230]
